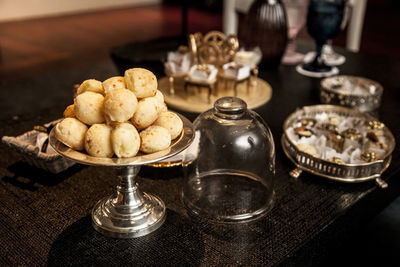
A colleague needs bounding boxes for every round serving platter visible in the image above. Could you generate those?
[281,105,395,187]
[49,114,194,167]
[159,76,272,113]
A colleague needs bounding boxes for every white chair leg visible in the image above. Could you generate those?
[223,0,255,36]
[223,0,238,35]
[346,0,368,52]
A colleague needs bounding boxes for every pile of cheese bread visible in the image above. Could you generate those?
[55,68,183,158]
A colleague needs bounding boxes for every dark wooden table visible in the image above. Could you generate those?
[0,43,399,266]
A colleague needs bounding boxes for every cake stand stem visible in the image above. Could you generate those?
[92,165,166,238]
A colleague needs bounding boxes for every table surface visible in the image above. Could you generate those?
[1,43,400,266]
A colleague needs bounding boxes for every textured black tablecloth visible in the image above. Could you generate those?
[1,45,400,266]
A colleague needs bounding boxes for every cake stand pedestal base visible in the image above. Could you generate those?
[91,166,166,238]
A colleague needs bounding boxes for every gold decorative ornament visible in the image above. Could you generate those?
[298,118,316,127]
[331,157,344,164]
[341,128,363,142]
[165,30,263,108]
[367,120,385,130]
[203,31,226,47]
[360,151,379,162]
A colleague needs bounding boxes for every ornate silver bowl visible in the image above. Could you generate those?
[282,105,395,188]
[320,75,383,112]
[49,114,194,238]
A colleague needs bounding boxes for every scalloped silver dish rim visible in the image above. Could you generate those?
[321,75,383,96]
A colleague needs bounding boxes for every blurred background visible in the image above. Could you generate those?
[0,0,399,265]
[0,0,399,80]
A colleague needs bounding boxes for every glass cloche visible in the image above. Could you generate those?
[182,97,275,223]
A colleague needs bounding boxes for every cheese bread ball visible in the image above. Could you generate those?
[153,90,167,112]
[159,102,168,113]
[55,118,88,151]
[74,91,105,125]
[103,76,126,94]
[85,124,113,158]
[77,79,104,95]
[140,125,171,154]
[111,123,140,158]
[103,88,138,123]
[124,68,157,98]
[153,111,183,139]
[154,90,164,105]
[131,97,160,130]
[63,104,75,118]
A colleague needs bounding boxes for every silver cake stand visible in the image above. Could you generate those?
[49,115,194,238]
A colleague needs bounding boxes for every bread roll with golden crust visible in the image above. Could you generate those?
[131,97,160,130]
[159,102,168,113]
[74,92,105,125]
[55,118,88,151]
[85,124,113,158]
[103,76,126,94]
[153,111,183,139]
[154,90,164,104]
[111,123,140,158]
[153,90,167,112]
[63,104,75,118]
[77,79,104,95]
[140,125,171,154]
[124,68,157,98]
[103,88,138,123]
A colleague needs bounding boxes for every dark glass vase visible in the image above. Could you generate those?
[238,0,288,69]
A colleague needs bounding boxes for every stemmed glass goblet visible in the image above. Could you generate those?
[281,0,309,65]
[297,0,345,77]
[303,0,351,66]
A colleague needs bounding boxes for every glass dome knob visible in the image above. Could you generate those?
[214,97,247,118]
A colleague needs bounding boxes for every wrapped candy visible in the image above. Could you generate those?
[326,133,344,153]
[286,113,391,165]
[360,151,379,162]
[341,128,363,150]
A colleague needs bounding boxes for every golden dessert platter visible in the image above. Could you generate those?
[161,31,272,113]
[159,76,272,114]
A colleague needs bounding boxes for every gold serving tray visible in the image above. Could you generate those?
[281,105,395,187]
[159,76,272,113]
